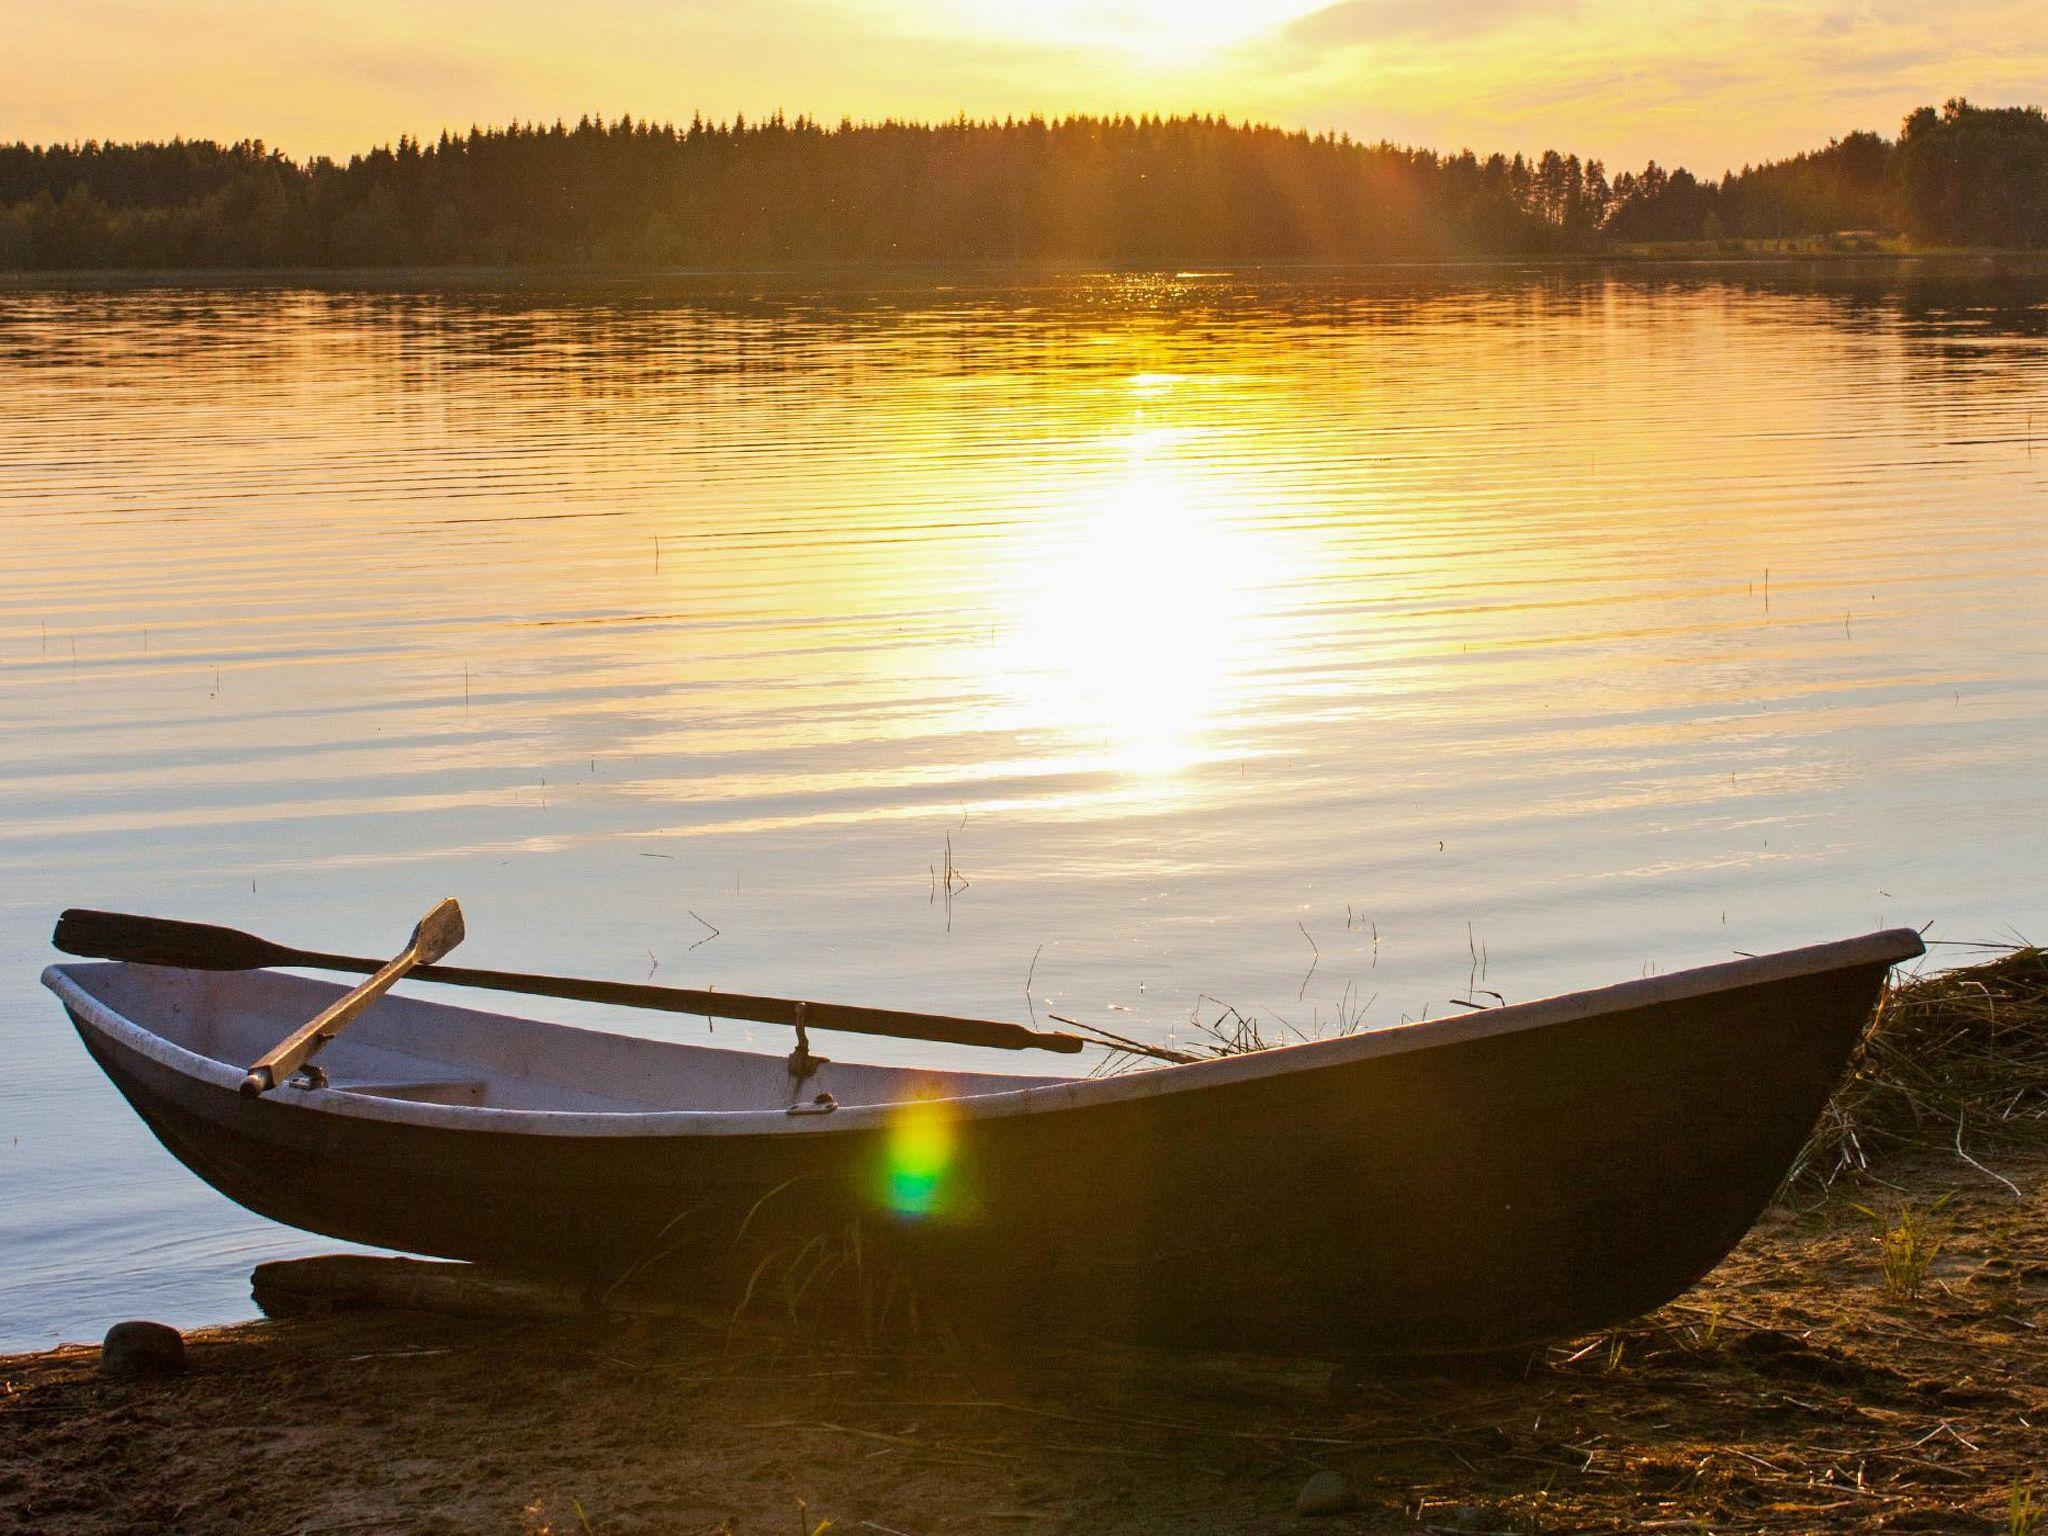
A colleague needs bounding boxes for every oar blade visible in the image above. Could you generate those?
[411,899,466,965]
[52,909,289,972]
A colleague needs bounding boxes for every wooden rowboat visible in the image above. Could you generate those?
[43,927,1921,1355]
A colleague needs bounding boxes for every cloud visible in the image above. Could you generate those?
[321,48,506,104]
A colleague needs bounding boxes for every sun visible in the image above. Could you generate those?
[890,0,1329,65]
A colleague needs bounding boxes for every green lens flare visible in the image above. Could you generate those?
[880,1097,957,1218]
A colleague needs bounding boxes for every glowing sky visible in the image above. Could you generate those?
[9,0,2046,173]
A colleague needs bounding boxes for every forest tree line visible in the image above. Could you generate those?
[1,98,2043,270]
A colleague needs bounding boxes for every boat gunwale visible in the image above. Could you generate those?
[41,926,1924,1139]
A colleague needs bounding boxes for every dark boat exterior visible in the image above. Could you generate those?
[44,928,1921,1355]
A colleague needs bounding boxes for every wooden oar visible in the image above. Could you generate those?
[53,907,1090,1057]
[237,900,467,1097]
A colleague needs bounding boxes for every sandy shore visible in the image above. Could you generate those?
[3,1137,2041,1535]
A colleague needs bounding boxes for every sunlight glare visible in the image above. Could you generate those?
[995,433,1278,781]
[895,0,1327,64]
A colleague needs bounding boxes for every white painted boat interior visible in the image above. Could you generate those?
[55,963,1081,1113]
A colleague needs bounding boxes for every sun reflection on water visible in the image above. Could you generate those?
[992,427,1287,783]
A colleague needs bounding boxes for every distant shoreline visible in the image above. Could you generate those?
[9,104,2042,272]
[4,247,2043,288]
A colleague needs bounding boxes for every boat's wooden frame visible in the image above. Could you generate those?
[44,927,1922,1355]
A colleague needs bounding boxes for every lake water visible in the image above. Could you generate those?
[3,264,2046,1350]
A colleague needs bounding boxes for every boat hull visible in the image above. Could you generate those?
[59,951,1898,1355]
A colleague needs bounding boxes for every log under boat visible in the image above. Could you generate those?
[43,928,1922,1355]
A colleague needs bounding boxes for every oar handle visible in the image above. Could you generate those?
[239,900,466,1097]
[401,965,1088,1053]
[239,949,408,1096]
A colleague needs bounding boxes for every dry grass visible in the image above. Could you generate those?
[1792,945,2048,1195]
[1187,993,1371,1057]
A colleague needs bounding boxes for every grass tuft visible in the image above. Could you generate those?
[1851,1196,1950,1301]
[727,1214,930,1360]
